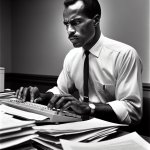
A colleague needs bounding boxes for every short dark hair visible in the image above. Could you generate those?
[64,0,101,19]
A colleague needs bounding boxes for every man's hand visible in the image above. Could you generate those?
[16,86,54,105]
[16,86,41,102]
[47,94,91,115]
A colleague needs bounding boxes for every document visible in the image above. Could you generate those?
[0,91,15,98]
[0,104,47,121]
[32,138,62,150]
[35,127,117,144]
[0,112,35,131]
[0,112,37,149]
[0,128,37,140]
[0,127,22,135]
[0,134,38,149]
[32,118,126,147]
[60,132,150,150]
[33,118,126,134]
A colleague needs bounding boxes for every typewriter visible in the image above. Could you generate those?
[1,98,82,123]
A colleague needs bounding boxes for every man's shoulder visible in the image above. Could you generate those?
[102,36,141,62]
[103,36,135,54]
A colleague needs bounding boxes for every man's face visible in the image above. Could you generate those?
[63,1,96,49]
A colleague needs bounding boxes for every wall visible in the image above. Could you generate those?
[0,0,1,65]
[1,0,150,83]
[100,0,149,83]
[0,0,12,72]
[11,0,72,76]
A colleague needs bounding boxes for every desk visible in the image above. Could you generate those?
[0,97,150,150]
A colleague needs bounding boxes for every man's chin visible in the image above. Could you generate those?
[72,42,82,48]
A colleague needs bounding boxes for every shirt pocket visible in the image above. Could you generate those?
[95,82,115,102]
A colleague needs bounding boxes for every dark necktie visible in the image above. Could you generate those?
[83,50,90,102]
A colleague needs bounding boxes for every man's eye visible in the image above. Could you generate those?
[64,22,68,26]
[63,19,82,27]
[71,20,82,26]
[75,21,81,25]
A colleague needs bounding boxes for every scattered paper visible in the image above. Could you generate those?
[0,104,48,121]
[36,127,117,144]
[0,110,37,150]
[33,118,126,134]
[0,92,15,98]
[0,112,35,131]
[0,128,22,135]
[32,118,127,149]
[60,132,150,150]
[0,128,37,140]
[0,134,38,149]
[32,138,62,150]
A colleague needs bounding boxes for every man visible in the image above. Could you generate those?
[16,0,143,125]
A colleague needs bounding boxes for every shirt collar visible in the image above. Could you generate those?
[89,33,104,58]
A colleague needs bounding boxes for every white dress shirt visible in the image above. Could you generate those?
[48,34,143,125]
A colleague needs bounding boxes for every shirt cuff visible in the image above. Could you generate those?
[108,100,131,124]
[47,86,61,94]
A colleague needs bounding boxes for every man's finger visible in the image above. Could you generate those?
[55,97,68,109]
[33,87,40,98]
[33,97,42,104]
[48,94,61,109]
[61,101,73,112]
[61,96,76,111]
[47,101,53,109]
[16,89,19,97]
[22,87,31,102]
[22,87,28,102]
[18,87,24,99]
[29,86,34,102]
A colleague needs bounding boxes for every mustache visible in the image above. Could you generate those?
[68,35,78,39]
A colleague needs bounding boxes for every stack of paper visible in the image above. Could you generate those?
[60,132,150,150]
[32,118,126,150]
[0,104,48,121]
[0,112,38,149]
[0,91,15,98]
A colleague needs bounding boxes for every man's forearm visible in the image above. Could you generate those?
[92,103,119,123]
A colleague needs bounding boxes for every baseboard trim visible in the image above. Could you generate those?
[5,73,57,92]
[143,83,150,91]
[5,73,57,85]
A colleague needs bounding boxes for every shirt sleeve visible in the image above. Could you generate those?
[108,48,143,125]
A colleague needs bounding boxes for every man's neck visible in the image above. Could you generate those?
[83,28,101,51]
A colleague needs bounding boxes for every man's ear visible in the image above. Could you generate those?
[93,14,100,27]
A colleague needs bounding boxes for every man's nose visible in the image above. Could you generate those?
[67,25,75,36]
